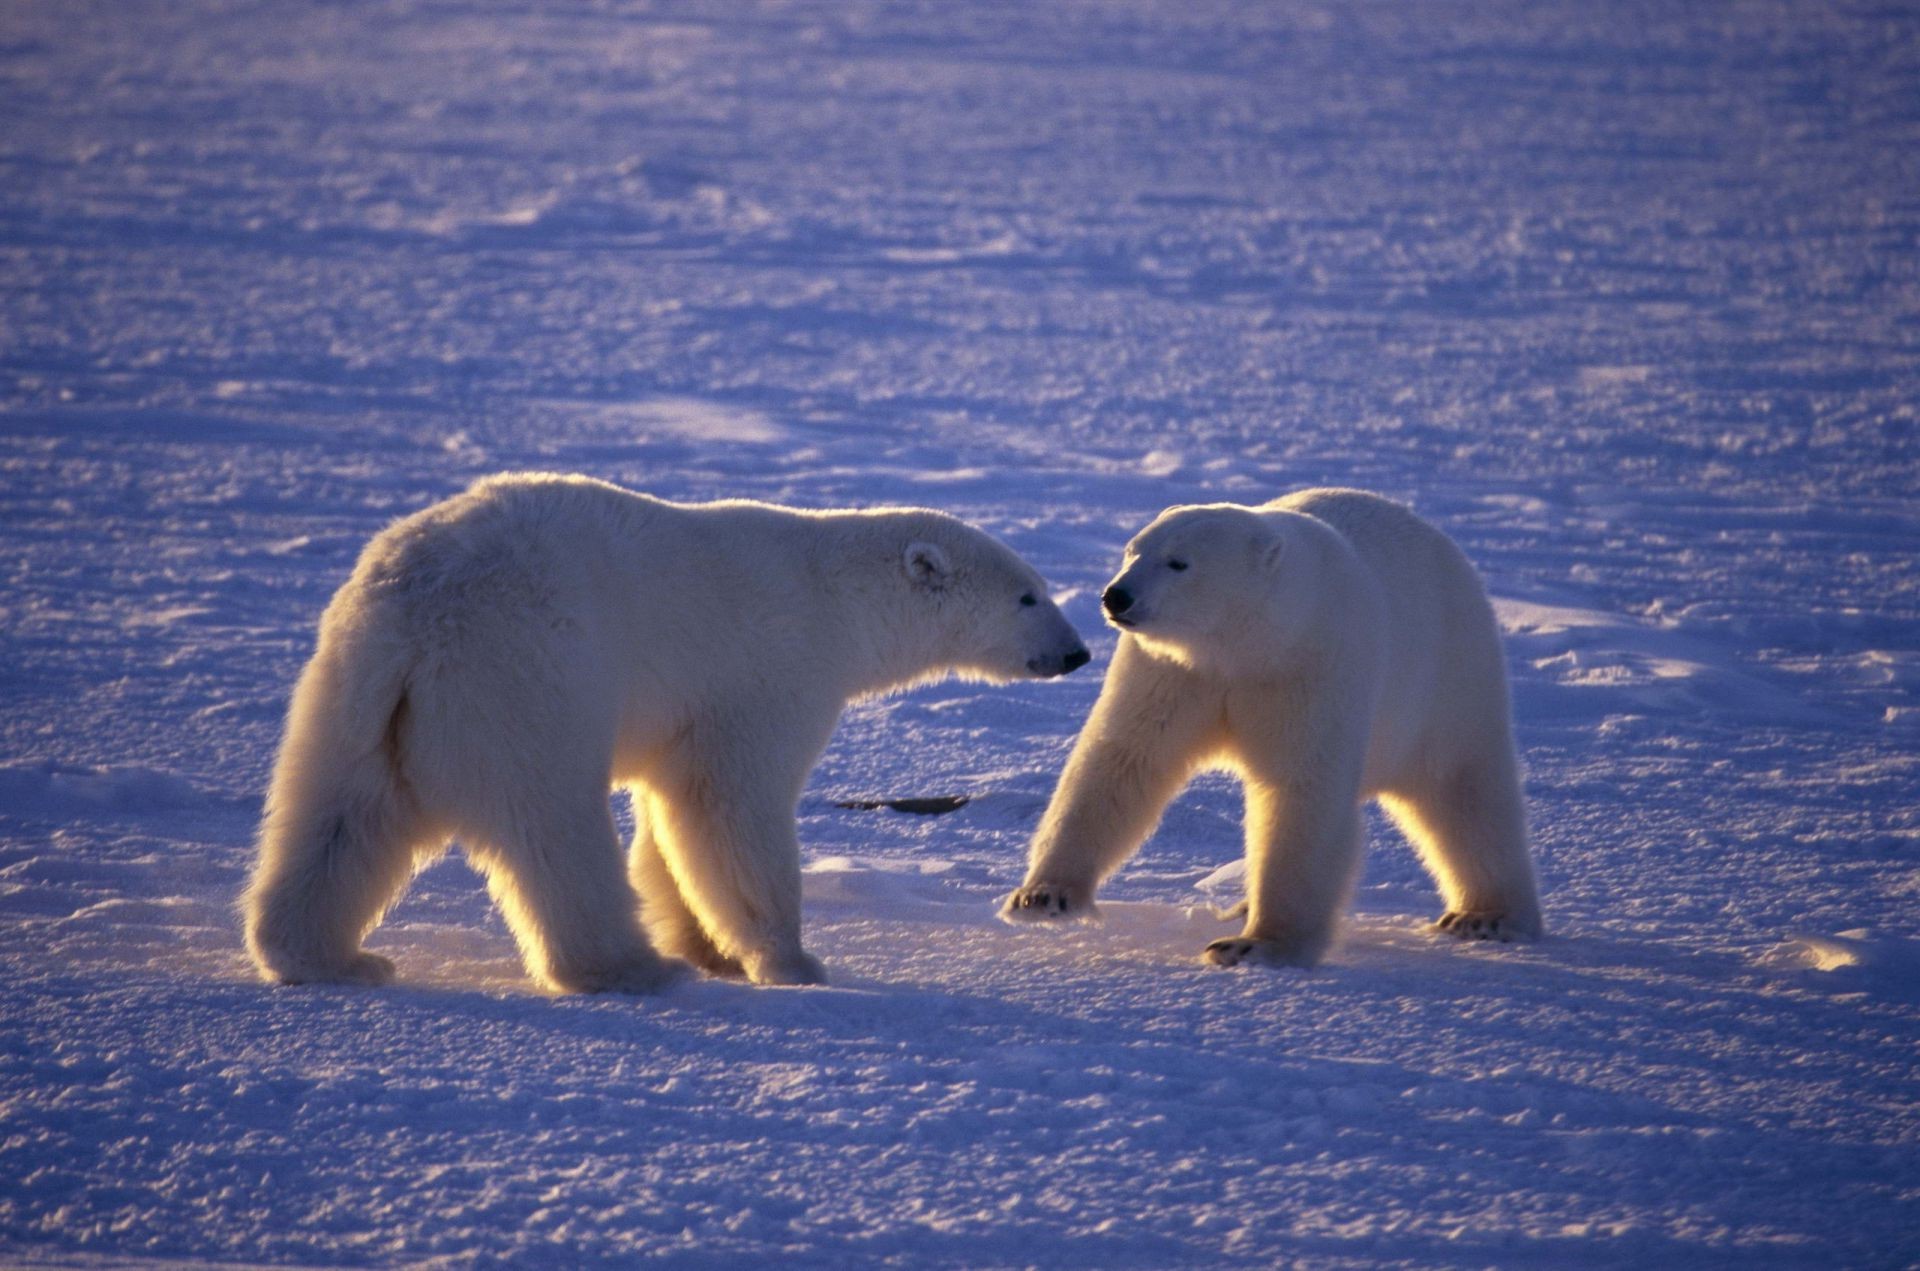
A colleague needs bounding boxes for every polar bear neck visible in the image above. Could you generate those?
[802,509,985,700]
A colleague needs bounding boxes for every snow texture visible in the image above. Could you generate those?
[1,1,1916,1266]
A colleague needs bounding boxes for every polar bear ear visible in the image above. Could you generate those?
[904,541,952,590]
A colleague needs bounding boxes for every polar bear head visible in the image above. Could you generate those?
[1098,504,1313,673]
[887,512,1089,685]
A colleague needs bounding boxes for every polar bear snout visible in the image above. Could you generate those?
[1102,583,1148,629]
[1013,594,1090,678]
[1027,644,1092,678]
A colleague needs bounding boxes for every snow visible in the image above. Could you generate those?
[2,0,1916,1265]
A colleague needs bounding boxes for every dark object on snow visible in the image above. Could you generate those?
[834,796,971,816]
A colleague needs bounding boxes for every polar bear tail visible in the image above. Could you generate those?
[242,606,425,987]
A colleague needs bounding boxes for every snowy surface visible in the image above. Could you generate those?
[3,1,1917,1265]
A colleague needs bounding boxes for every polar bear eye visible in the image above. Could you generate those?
[1019,592,1037,607]
[1167,559,1189,572]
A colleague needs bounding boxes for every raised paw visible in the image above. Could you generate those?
[1201,937,1314,970]
[999,881,1094,924]
[1434,910,1520,942]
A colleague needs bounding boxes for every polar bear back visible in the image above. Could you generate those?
[333,473,1074,776]
[1264,489,1512,791]
[342,474,823,725]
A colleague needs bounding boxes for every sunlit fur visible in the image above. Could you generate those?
[243,472,1085,992]
[1003,488,1542,967]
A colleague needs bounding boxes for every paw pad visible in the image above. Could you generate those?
[1000,883,1090,923]
[1435,911,1513,942]
[1203,938,1255,967]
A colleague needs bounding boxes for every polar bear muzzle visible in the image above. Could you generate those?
[1028,645,1091,678]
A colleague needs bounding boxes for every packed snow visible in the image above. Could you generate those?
[2,0,1916,1265]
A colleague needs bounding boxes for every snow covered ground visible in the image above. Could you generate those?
[2,0,1916,1265]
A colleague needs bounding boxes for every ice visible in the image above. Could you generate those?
[0,763,209,817]
[2,0,1916,1265]
[1764,930,1920,1002]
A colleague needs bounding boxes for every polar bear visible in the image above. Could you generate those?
[244,473,1088,992]
[1001,488,1541,968]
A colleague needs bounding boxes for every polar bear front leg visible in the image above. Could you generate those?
[628,794,747,979]
[1205,741,1374,971]
[1004,640,1223,924]
[461,788,685,995]
[647,745,825,988]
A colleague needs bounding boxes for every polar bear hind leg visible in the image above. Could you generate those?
[243,647,437,987]
[1381,750,1543,942]
[245,792,425,986]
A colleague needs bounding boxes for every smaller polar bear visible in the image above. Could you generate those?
[1002,489,1541,968]
[244,473,1088,993]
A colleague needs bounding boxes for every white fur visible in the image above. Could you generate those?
[243,473,1086,992]
[1002,488,1542,967]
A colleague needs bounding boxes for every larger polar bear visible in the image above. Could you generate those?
[1002,488,1542,967]
[244,473,1088,992]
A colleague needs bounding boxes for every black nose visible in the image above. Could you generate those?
[1102,585,1133,615]
[1063,647,1090,673]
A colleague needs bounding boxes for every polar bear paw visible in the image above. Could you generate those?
[682,945,749,980]
[1434,910,1525,942]
[1201,937,1314,969]
[265,950,396,988]
[341,951,398,985]
[999,881,1097,924]
[657,929,749,980]
[554,955,691,996]
[744,947,827,987]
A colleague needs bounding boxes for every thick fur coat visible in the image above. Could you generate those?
[1003,488,1542,967]
[245,473,1087,992]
